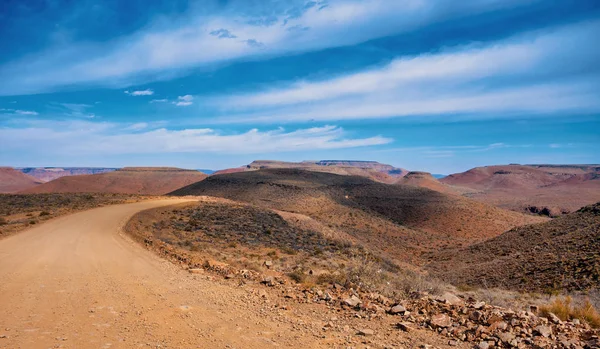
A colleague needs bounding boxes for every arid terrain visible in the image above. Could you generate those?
[21,167,208,195]
[214,160,408,184]
[442,164,600,216]
[0,167,43,193]
[18,167,118,182]
[1,163,599,348]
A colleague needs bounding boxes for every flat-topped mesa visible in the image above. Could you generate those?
[403,171,435,179]
[117,167,198,172]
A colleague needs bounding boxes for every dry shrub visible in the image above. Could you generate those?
[0,217,7,225]
[540,296,600,328]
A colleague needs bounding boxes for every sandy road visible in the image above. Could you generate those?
[0,200,325,349]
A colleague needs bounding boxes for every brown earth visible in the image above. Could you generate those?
[0,199,471,349]
[0,167,43,193]
[21,167,208,195]
[441,164,600,216]
[428,202,600,293]
[170,169,545,265]
[0,193,156,239]
[396,171,459,195]
[18,167,118,182]
[214,160,407,184]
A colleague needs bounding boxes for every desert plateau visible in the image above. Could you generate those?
[1,1,600,348]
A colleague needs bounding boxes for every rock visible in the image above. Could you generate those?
[343,295,361,308]
[396,322,413,332]
[261,276,275,287]
[430,313,452,328]
[447,340,459,346]
[476,341,490,349]
[469,310,483,321]
[489,321,508,331]
[572,318,581,325]
[389,304,406,315]
[357,329,374,336]
[497,331,516,343]
[188,268,204,274]
[534,325,552,338]
[546,312,561,324]
[473,301,486,310]
[224,274,235,279]
[0,334,7,339]
[438,292,464,306]
[264,260,273,269]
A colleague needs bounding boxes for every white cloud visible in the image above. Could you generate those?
[150,99,168,103]
[0,121,391,155]
[125,89,154,96]
[0,0,534,95]
[15,110,39,116]
[174,95,194,107]
[213,20,600,122]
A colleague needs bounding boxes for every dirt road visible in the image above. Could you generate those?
[0,200,325,349]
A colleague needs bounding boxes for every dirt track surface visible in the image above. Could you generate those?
[0,200,326,349]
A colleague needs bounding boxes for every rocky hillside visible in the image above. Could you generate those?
[171,169,544,264]
[396,171,459,195]
[213,160,407,184]
[18,167,117,182]
[429,202,600,292]
[21,167,207,195]
[441,164,600,215]
[0,167,42,193]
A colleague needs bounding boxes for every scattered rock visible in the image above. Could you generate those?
[476,341,490,349]
[224,274,235,279]
[389,304,406,315]
[343,295,361,308]
[430,313,452,328]
[357,329,374,336]
[263,260,273,269]
[438,292,464,306]
[261,276,275,287]
[472,301,486,310]
[188,268,204,274]
[534,325,553,338]
[396,322,413,332]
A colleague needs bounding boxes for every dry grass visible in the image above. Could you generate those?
[540,296,600,328]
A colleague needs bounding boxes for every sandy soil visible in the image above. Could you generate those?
[0,199,334,349]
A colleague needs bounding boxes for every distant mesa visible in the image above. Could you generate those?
[0,167,43,193]
[20,167,207,195]
[213,160,408,183]
[441,164,600,215]
[396,171,458,195]
[429,201,600,292]
[18,167,117,182]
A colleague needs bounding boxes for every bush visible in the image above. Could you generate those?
[287,270,306,283]
[541,297,600,328]
[39,211,51,217]
[0,217,7,225]
[29,220,36,225]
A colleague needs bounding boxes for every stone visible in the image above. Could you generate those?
[470,310,483,321]
[264,260,273,269]
[497,331,516,343]
[357,329,374,336]
[430,313,452,328]
[188,268,204,274]
[343,295,361,308]
[261,276,275,287]
[438,292,464,306]
[224,274,235,279]
[572,318,581,325]
[0,334,8,339]
[489,321,508,331]
[389,304,406,315]
[473,301,486,310]
[396,322,413,332]
[476,341,490,349]
[534,325,552,338]
[546,312,561,324]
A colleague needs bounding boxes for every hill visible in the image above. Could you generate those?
[213,160,407,184]
[428,202,600,292]
[396,171,458,195]
[0,167,43,193]
[170,169,544,264]
[18,167,117,182]
[441,164,600,215]
[21,167,207,195]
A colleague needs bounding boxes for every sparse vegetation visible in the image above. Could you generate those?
[540,296,600,328]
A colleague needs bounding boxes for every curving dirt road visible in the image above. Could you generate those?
[0,200,325,349]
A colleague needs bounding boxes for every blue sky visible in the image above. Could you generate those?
[1,0,599,174]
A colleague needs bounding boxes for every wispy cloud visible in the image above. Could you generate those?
[174,95,194,107]
[15,110,39,116]
[150,99,169,103]
[0,121,390,155]
[213,20,600,122]
[124,89,154,96]
[0,0,534,95]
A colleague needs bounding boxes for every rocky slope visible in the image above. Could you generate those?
[170,169,544,264]
[429,202,600,292]
[21,167,207,195]
[0,167,42,193]
[18,167,117,182]
[441,164,600,216]
[214,160,408,184]
[396,171,459,195]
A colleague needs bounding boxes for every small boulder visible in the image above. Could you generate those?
[430,313,452,328]
[438,292,464,306]
[343,295,362,308]
[263,260,273,269]
[389,304,406,315]
[396,322,413,332]
[357,329,374,336]
[534,325,552,338]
